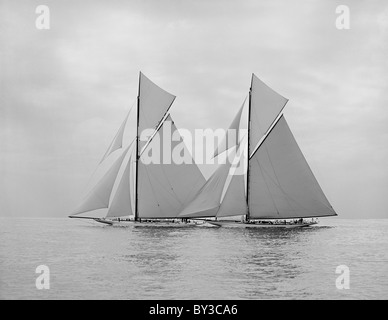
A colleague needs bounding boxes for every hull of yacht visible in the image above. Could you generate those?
[206,220,317,229]
[94,218,201,228]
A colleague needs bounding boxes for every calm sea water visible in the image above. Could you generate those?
[0,218,387,300]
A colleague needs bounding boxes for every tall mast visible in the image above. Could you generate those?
[134,72,141,221]
[246,74,253,222]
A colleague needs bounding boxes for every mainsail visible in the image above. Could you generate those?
[137,115,206,219]
[248,115,336,219]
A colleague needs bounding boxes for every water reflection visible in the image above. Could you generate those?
[206,226,332,299]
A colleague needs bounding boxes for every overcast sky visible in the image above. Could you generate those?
[1,0,387,219]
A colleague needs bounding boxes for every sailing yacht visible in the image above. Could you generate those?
[69,72,206,226]
[176,74,337,228]
[69,72,337,228]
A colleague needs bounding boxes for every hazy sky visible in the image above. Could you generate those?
[1,0,387,218]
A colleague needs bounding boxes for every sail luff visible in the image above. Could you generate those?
[135,72,141,221]
[246,77,252,221]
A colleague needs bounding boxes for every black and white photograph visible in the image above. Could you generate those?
[1,0,387,305]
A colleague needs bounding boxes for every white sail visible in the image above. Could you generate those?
[178,154,234,218]
[137,115,206,218]
[249,74,288,156]
[249,115,337,219]
[106,151,134,218]
[216,148,248,218]
[99,107,132,164]
[213,97,246,158]
[72,144,132,216]
[138,72,176,149]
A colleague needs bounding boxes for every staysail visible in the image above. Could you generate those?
[99,106,133,164]
[216,146,248,218]
[178,158,233,218]
[106,148,135,218]
[213,97,246,158]
[249,115,337,219]
[137,115,206,219]
[71,143,132,216]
